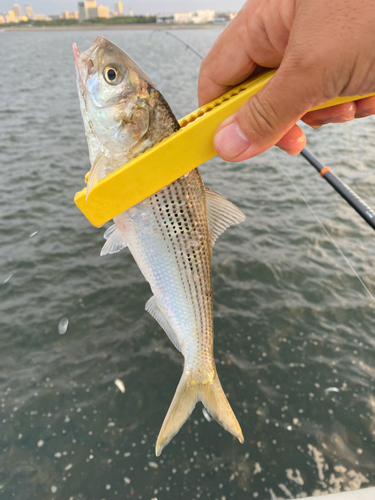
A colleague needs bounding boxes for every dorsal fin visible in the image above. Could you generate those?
[205,188,245,247]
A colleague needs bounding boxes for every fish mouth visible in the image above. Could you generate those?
[73,37,107,84]
[72,42,81,65]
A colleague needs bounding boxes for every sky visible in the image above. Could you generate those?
[1,0,245,16]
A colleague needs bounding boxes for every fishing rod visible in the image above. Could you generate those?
[300,148,375,230]
[152,31,375,232]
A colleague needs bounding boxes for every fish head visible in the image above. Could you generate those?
[73,36,153,164]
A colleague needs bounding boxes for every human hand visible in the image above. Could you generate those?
[198,0,375,161]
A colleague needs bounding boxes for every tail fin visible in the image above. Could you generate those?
[155,369,244,456]
[199,372,244,445]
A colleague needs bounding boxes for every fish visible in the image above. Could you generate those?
[73,36,245,456]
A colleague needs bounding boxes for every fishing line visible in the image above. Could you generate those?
[273,152,375,304]
[151,32,375,303]
[148,30,205,59]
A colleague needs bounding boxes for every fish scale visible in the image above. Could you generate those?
[73,35,245,455]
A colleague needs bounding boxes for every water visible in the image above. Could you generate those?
[1,28,375,500]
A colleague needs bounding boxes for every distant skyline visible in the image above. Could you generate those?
[1,0,245,15]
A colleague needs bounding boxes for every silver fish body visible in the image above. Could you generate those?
[73,36,245,455]
[115,171,213,368]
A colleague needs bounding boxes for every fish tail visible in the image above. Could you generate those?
[199,370,244,445]
[155,368,244,456]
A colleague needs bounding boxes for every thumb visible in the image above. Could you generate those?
[213,63,321,161]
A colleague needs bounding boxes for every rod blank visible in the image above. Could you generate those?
[300,148,375,231]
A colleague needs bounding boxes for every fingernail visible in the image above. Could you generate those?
[276,129,306,155]
[214,119,250,160]
[356,109,374,118]
[310,114,355,128]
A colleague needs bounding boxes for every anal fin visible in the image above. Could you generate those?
[145,296,182,352]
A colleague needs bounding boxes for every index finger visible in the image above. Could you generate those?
[198,2,289,106]
[198,12,257,106]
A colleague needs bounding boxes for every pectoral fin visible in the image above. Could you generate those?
[100,225,127,256]
[86,153,108,199]
[103,224,117,240]
[205,188,245,247]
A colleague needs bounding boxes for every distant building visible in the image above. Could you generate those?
[99,5,109,17]
[78,0,97,21]
[77,1,109,20]
[31,13,47,20]
[60,10,79,19]
[191,10,215,23]
[158,9,215,25]
[7,10,16,22]
[97,5,110,18]
[156,13,174,24]
[114,1,123,15]
[24,4,33,18]
[174,11,193,23]
[12,3,22,18]
[213,12,236,24]
[0,14,5,23]
[129,7,133,16]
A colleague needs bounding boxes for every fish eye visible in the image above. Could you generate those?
[107,68,116,80]
[103,64,123,85]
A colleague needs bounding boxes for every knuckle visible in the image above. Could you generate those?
[285,49,344,101]
[240,93,280,140]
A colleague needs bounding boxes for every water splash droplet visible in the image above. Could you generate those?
[58,317,69,334]
[324,387,340,394]
[202,408,212,422]
[114,378,125,393]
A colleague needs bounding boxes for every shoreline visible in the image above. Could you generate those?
[0,23,224,32]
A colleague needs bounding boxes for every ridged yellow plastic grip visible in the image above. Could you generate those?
[74,68,375,227]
